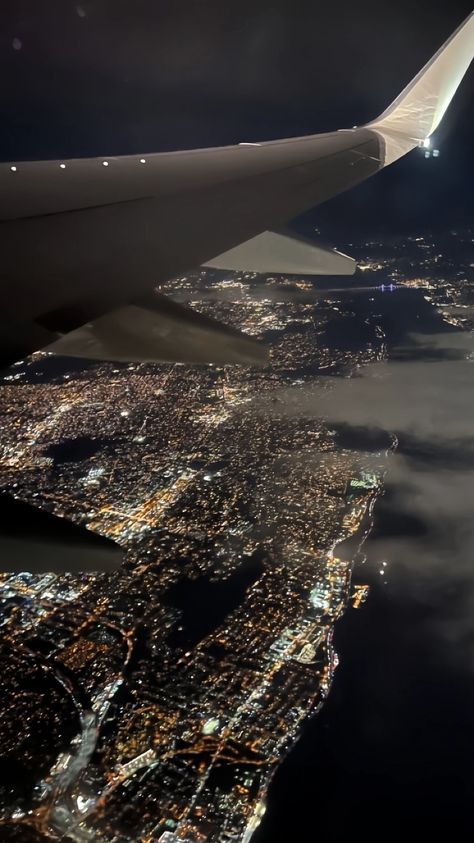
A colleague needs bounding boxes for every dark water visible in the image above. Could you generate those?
[44,436,107,463]
[255,489,474,840]
[333,423,391,453]
[164,548,266,650]
[255,287,474,841]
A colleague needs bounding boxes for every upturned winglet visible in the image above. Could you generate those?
[366,11,474,165]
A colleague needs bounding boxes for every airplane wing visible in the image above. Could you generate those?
[43,294,269,365]
[0,15,474,370]
[204,230,356,276]
[0,494,123,573]
[1,12,472,571]
[367,10,474,164]
[1,12,472,372]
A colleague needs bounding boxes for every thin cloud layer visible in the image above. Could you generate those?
[256,328,474,667]
[259,332,474,442]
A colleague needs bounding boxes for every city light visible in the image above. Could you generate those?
[1,226,472,840]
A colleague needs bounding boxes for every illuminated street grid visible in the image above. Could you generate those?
[0,227,472,842]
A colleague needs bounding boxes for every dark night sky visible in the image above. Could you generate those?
[2,1,473,236]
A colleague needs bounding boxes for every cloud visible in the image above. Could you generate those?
[366,458,474,670]
[342,332,474,667]
[257,332,474,442]
[255,328,474,668]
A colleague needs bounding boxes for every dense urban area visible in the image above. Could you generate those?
[0,227,473,842]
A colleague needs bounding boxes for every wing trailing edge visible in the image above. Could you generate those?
[0,494,122,573]
[204,230,356,276]
[44,294,268,366]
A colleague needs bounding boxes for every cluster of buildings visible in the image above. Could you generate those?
[2,227,470,840]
